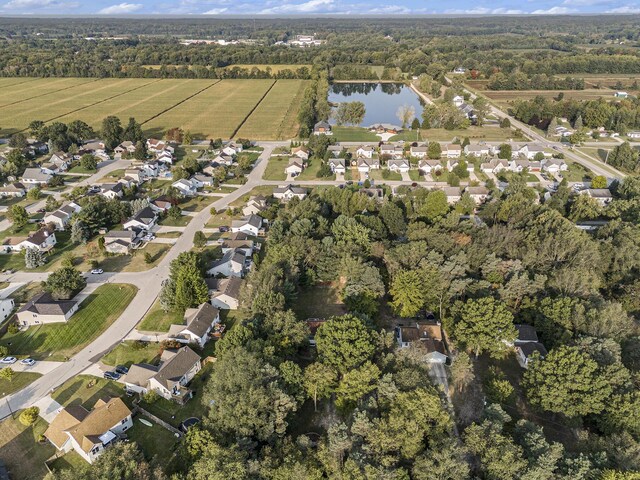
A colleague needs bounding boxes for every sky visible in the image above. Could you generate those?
[0,0,639,16]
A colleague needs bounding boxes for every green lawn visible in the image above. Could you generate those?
[98,243,170,272]
[408,169,422,181]
[158,215,192,227]
[370,170,401,181]
[0,416,55,480]
[561,161,594,183]
[292,283,346,320]
[263,156,288,181]
[138,299,184,333]
[389,130,424,142]
[51,375,128,409]
[298,158,335,181]
[102,340,162,367]
[0,372,41,398]
[126,420,180,468]
[0,284,138,360]
[155,231,182,238]
[332,126,379,142]
[229,185,275,207]
[67,165,97,174]
[138,364,213,428]
[48,451,87,473]
[179,196,210,212]
[96,169,125,183]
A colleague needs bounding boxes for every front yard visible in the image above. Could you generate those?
[137,299,184,333]
[262,156,288,181]
[0,416,55,480]
[159,215,192,227]
[0,372,41,398]
[0,284,138,361]
[98,243,169,272]
[102,340,162,367]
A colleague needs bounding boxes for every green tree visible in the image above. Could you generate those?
[454,297,516,358]
[25,247,46,269]
[498,143,512,159]
[390,269,427,317]
[122,117,144,143]
[71,220,90,244]
[19,406,39,426]
[44,266,85,300]
[80,154,97,171]
[547,117,558,137]
[379,202,406,237]
[591,175,607,189]
[315,315,375,374]
[174,263,209,311]
[143,252,153,264]
[523,346,612,418]
[450,352,475,392]
[193,231,207,249]
[101,116,123,150]
[413,441,470,480]
[428,141,442,159]
[304,362,337,412]
[0,367,14,381]
[26,187,41,200]
[335,361,380,410]
[8,205,28,231]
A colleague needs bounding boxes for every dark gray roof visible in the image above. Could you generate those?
[26,227,54,246]
[212,276,243,300]
[152,347,201,390]
[184,303,219,338]
[129,206,156,225]
[19,292,76,316]
[516,324,538,343]
[518,342,548,359]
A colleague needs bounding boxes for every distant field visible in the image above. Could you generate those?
[142,64,310,73]
[0,78,307,140]
[483,89,612,107]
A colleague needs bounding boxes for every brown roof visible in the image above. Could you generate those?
[26,226,54,246]
[65,398,132,454]
[44,405,88,449]
[183,303,219,338]
[18,292,76,316]
[211,276,243,300]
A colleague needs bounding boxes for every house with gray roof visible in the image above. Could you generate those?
[208,276,243,310]
[168,302,220,348]
[16,292,78,326]
[21,168,52,187]
[207,248,247,278]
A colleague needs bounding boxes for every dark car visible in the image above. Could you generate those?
[411,182,418,187]
[218,226,229,233]
[115,365,129,375]
[103,371,121,381]
[37,208,46,213]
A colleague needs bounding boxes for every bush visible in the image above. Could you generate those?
[0,367,15,381]
[210,207,217,215]
[0,345,8,357]
[142,390,160,404]
[160,339,183,351]
[19,407,39,426]
[143,252,153,264]
[132,340,149,351]
[7,323,18,335]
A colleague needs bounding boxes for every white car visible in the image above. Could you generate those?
[20,358,35,366]
[90,269,104,275]
[0,356,17,364]
[143,235,156,242]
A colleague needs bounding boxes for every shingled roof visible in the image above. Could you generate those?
[18,292,76,316]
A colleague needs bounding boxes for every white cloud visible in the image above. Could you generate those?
[259,0,335,14]
[606,4,640,11]
[97,2,143,13]
[1,0,78,10]
[444,7,524,13]
[563,0,612,5]
[203,6,227,13]
[367,5,411,13]
[531,5,571,12]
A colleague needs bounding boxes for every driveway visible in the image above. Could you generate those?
[427,362,450,399]
[401,171,411,182]
[32,396,63,423]
[1,361,65,375]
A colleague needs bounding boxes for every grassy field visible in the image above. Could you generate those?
[0,416,55,480]
[102,340,161,367]
[0,284,137,360]
[483,89,613,108]
[51,375,128,409]
[332,126,380,142]
[263,156,289,181]
[0,372,41,398]
[138,299,184,333]
[126,420,179,468]
[0,78,306,140]
[236,80,308,140]
[293,283,346,320]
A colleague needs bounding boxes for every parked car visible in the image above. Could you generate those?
[20,358,35,366]
[103,371,121,381]
[91,269,104,274]
[37,208,46,213]
[0,357,17,364]
[115,365,129,375]
[218,226,229,233]
[142,235,155,242]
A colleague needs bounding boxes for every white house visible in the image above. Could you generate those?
[242,196,268,216]
[99,183,124,199]
[418,159,443,175]
[285,159,304,176]
[190,174,214,189]
[222,142,243,156]
[115,141,136,155]
[16,292,78,326]
[21,168,52,187]
[395,322,448,364]
[231,214,263,236]
[357,158,380,173]
[444,144,462,158]
[291,146,310,161]
[327,145,343,157]
[464,145,490,157]
[43,202,82,231]
[104,230,138,255]
[581,188,613,206]
[356,146,375,159]
[410,145,428,158]
[328,158,346,174]
[172,179,198,196]
[19,227,57,252]
[465,186,490,204]
[44,397,133,464]
[207,248,247,277]
[168,302,220,348]
[0,298,14,322]
[123,206,157,232]
[313,121,332,136]
[443,186,462,204]
[146,139,173,154]
[452,95,464,107]
[387,159,410,173]
[542,158,568,174]
[0,182,26,198]
[481,158,509,174]
[628,131,640,139]
[273,185,308,201]
[208,276,243,310]
[124,346,201,403]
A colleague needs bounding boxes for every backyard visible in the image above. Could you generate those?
[0,284,138,360]
[292,283,346,320]
[0,416,55,480]
[0,372,41,398]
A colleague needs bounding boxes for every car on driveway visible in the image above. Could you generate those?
[115,365,129,375]
[91,269,104,274]
[218,226,229,233]
[20,358,36,366]
[0,357,17,364]
[142,235,156,242]
[103,371,121,381]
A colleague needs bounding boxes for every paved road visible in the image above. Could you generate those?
[0,146,275,420]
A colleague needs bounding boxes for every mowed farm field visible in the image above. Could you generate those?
[0,77,308,139]
[482,89,616,108]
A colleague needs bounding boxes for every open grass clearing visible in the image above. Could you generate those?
[0,416,55,480]
[159,215,192,227]
[126,419,179,468]
[48,450,87,473]
[332,126,380,142]
[102,340,162,367]
[0,284,138,361]
[263,156,289,181]
[98,243,170,272]
[0,372,41,398]
[51,375,129,409]
[137,299,184,333]
[292,283,346,320]
[483,89,613,109]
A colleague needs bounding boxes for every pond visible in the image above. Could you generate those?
[328,82,424,128]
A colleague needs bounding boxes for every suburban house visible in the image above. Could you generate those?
[20,226,57,252]
[104,230,139,254]
[387,159,411,173]
[43,202,82,231]
[168,302,220,348]
[208,276,243,310]
[115,141,136,155]
[243,195,269,216]
[150,195,173,213]
[395,322,448,364]
[464,145,490,157]
[0,298,14,323]
[190,174,214,189]
[418,159,443,175]
[16,292,78,326]
[99,183,124,200]
[313,121,332,135]
[512,324,548,369]
[273,185,308,201]
[172,179,198,196]
[291,146,310,161]
[444,144,462,158]
[581,188,613,206]
[452,95,464,107]
[509,159,532,173]
[380,144,404,159]
[285,159,304,176]
[125,347,201,403]
[44,397,133,464]
[155,150,175,164]
[222,142,243,156]
[21,168,52,187]
[146,139,173,154]
[541,158,568,174]
[231,214,263,236]
[0,182,26,198]
[442,186,462,204]
[327,145,343,157]
[410,145,428,158]
[465,186,490,204]
[356,145,375,158]
[207,248,247,277]
[123,206,157,232]
[82,140,107,155]
[328,158,346,174]
[481,158,509,174]
[48,152,72,170]
[220,232,255,256]
[628,131,640,139]
[210,153,235,167]
[357,158,380,173]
